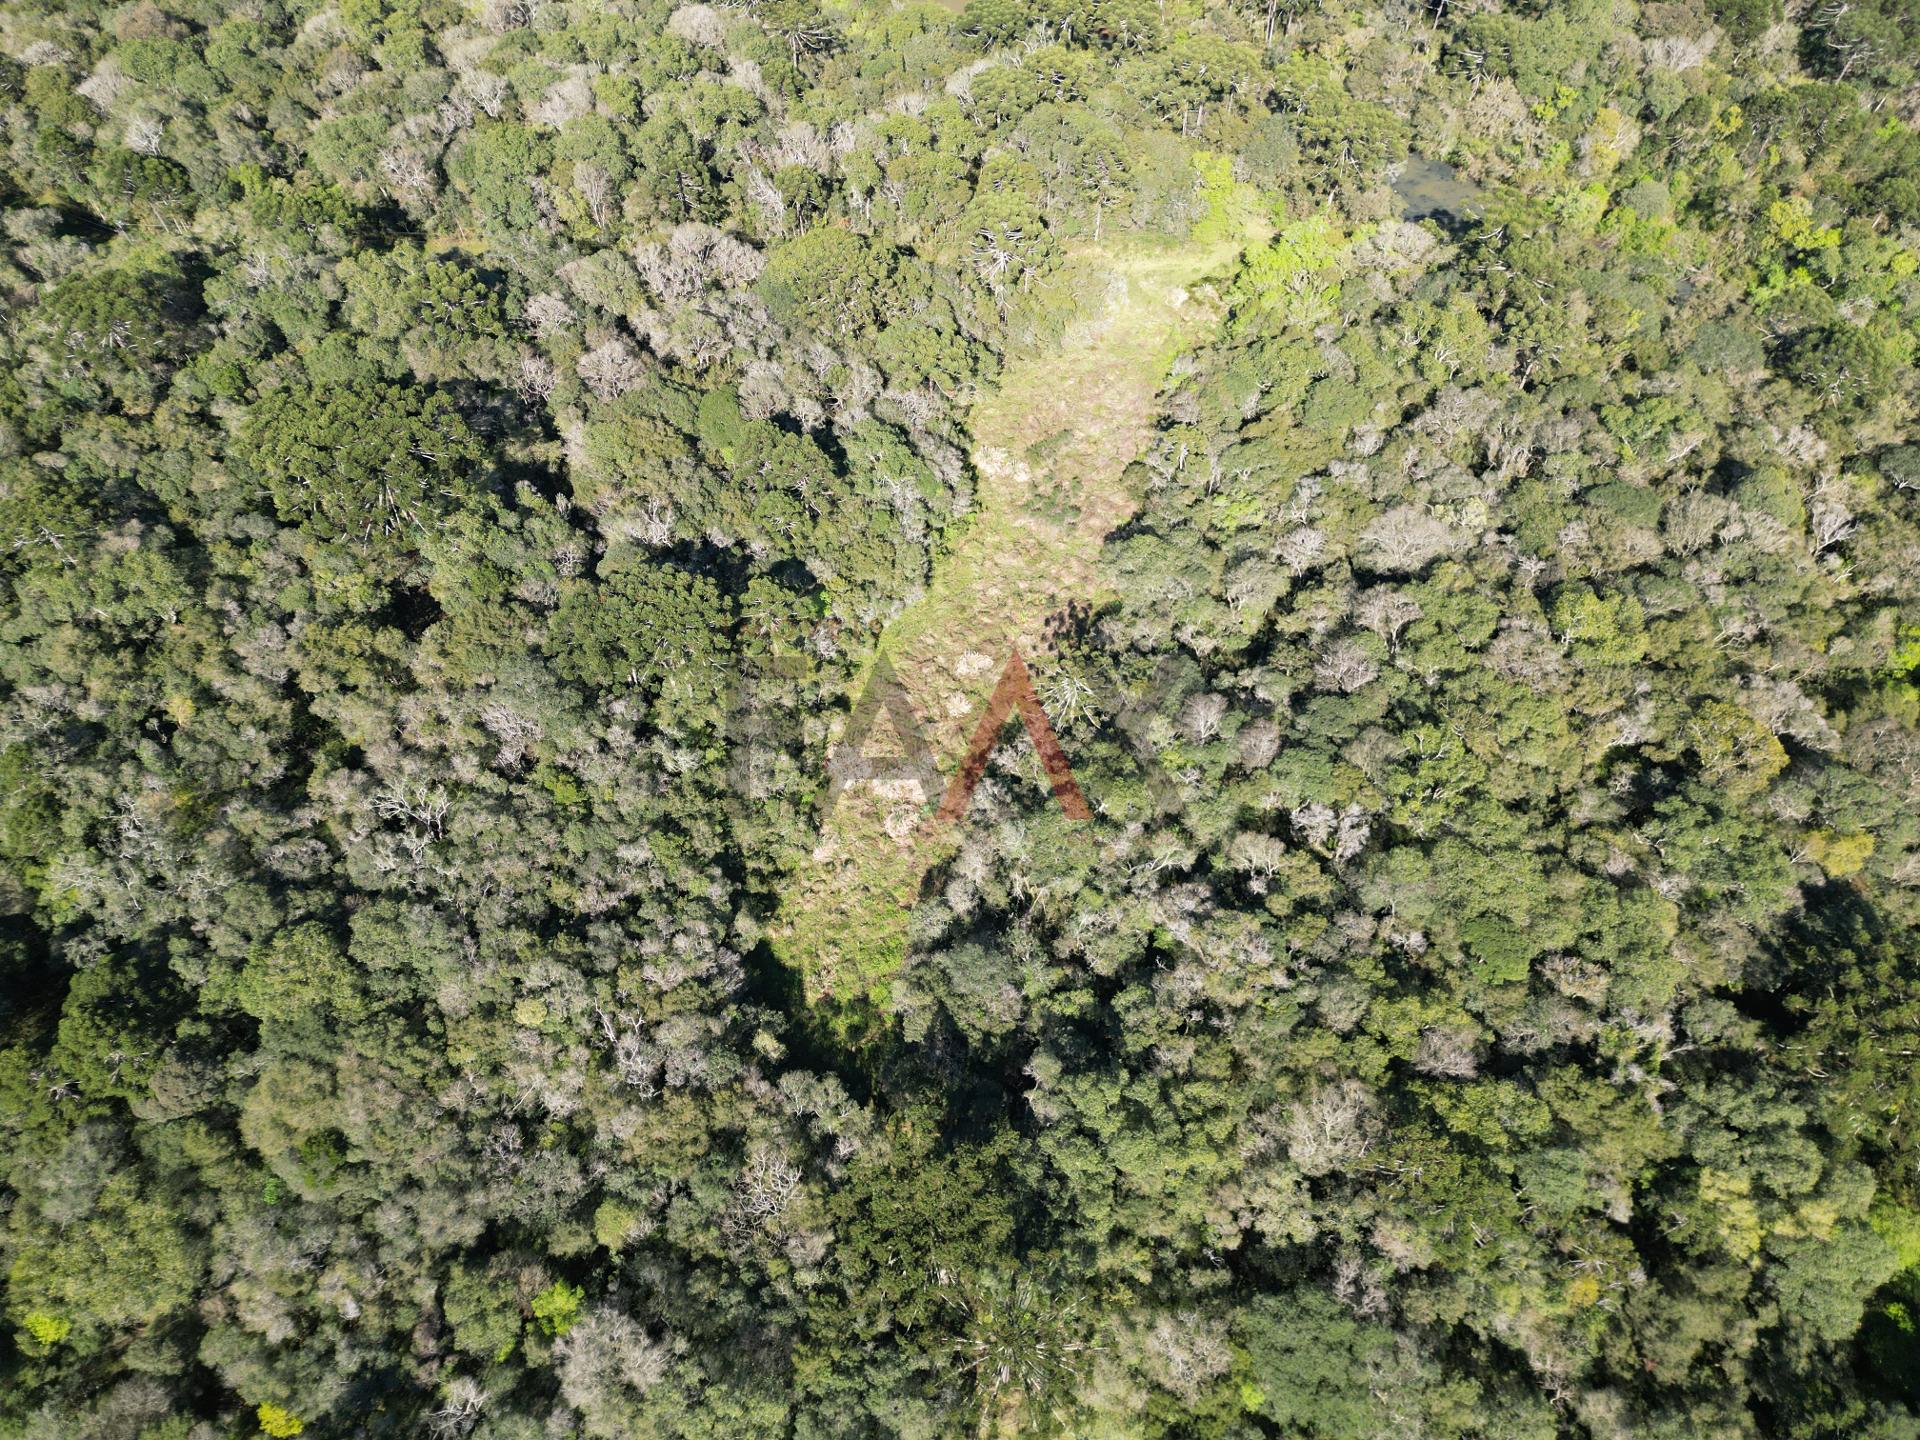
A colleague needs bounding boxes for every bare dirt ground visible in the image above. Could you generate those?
[768,235,1254,1013]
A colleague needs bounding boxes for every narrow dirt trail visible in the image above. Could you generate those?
[769,237,1251,1010]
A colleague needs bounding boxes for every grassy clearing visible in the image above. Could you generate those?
[767,227,1263,1024]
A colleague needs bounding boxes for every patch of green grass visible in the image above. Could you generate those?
[770,222,1268,1020]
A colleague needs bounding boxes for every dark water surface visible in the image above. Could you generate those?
[1392,155,1486,226]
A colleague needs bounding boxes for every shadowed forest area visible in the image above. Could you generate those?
[2,0,1920,1437]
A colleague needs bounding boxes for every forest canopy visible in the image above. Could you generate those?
[1,0,1919,1437]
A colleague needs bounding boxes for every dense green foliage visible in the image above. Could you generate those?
[1,0,1919,1436]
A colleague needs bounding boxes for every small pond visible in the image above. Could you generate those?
[1391,155,1486,227]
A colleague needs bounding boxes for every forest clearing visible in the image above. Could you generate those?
[770,225,1258,1013]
